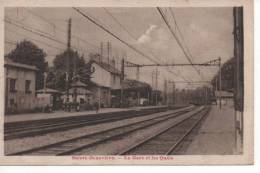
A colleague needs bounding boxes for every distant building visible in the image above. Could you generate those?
[112,79,152,107]
[214,90,234,105]
[36,88,62,110]
[62,81,93,104]
[88,59,121,108]
[151,90,163,106]
[4,58,38,114]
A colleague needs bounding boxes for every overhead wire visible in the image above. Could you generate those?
[5,38,61,58]
[102,7,138,41]
[157,7,204,81]
[102,7,189,82]
[5,27,65,51]
[4,18,92,56]
[73,7,160,64]
[24,9,99,50]
[168,8,206,80]
[5,40,16,45]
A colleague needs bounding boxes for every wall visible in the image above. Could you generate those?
[92,63,111,88]
[90,62,122,107]
[5,66,36,112]
[110,74,121,89]
[89,86,111,108]
[91,63,121,89]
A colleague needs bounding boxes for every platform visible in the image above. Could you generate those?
[185,103,236,155]
[4,105,168,123]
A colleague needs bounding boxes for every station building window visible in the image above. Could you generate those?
[25,80,31,94]
[9,78,16,93]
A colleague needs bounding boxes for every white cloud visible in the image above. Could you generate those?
[136,24,170,52]
[151,28,170,50]
[136,24,158,44]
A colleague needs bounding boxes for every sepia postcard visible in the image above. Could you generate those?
[0,0,254,165]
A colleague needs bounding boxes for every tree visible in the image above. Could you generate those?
[7,40,47,90]
[211,57,235,91]
[46,49,93,91]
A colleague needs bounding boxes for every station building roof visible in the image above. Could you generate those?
[215,90,234,98]
[89,59,121,76]
[71,81,87,88]
[122,79,152,90]
[36,88,61,94]
[4,57,38,71]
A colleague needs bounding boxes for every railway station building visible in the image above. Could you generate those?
[112,79,152,107]
[36,88,62,110]
[214,90,234,106]
[61,81,93,105]
[88,58,121,108]
[4,57,38,114]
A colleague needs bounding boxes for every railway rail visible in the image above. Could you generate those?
[5,106,177,140]
[119,106,210,155]
[8,106,196,155]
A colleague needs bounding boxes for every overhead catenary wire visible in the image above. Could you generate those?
[102,7,189,82]
[5,38,62,58]
[12,7,190,83]
[5,18,67,45]
[7,15,54,38]
[21,9,99,50]
[26,9,56,29]
[103,7,138,41]
[5,18,92,56]
[5,40,16,45]
[103,7,176,82]
[6,8,203,87]
[167,8,193,59]
[168,8,206,80]
[5,27,65,51]
[73,7,159,64]
[5,14,98,55]
[102,9,165,64]
[157,7,204,81]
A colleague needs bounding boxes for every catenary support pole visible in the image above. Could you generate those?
[120,58,125,107]
[219,57,222,109]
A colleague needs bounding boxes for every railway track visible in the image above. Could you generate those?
[5,106,175,140]
[119,106,210,155]
[8,106,196,155]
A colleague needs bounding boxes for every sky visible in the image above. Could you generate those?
[4,7,234,90]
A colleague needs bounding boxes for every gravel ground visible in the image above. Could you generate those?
[71,106,203,155]
[5,106,191,155]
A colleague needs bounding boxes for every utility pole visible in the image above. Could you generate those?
[155,68,159,106]
[120,58,125,107]
[98,87,101,109]
[166,79,168,105]
[155,69,158,106]
[66,18,72,105]
[100,42,103,62]
[163,79,167,105]
[168,81,175,105]
[205,87,208,105]
[136,66,140,81]
[219,57,222,109]
[67,18,71,49]
[107,41,110,64]
[172,82,175,105]
[68,18,77,105]
[233,7,244,153]
[108,42,112,107]
[151,70,154,105]
[97,41,103,109]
